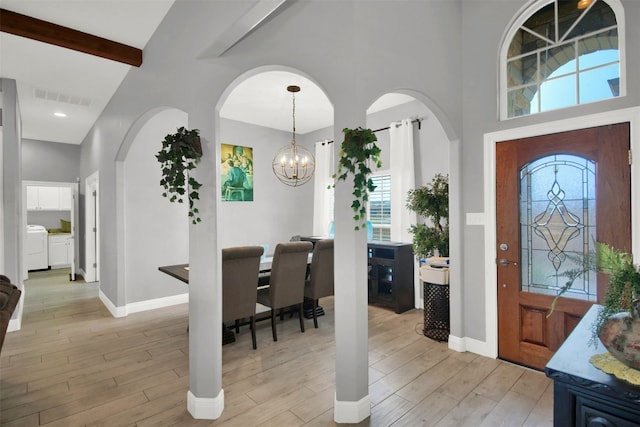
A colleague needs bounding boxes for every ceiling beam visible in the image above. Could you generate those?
[0,8,142,67]
[200,0,290,58]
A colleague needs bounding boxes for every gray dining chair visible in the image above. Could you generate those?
[257,241,313,341]
[222,245,264,350]
[304,239,334,328]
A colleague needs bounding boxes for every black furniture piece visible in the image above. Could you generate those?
[299,238,416,314]
[545,304,640,427]
[367,241,414,314]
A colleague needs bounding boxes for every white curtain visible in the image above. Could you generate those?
[389,119,416,244]
[313,139,334,237]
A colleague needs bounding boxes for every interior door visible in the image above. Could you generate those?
[496,123,631,371]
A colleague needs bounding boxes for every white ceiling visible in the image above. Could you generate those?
[1,1,414,145]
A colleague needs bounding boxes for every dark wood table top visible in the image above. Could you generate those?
[158,264,189,284]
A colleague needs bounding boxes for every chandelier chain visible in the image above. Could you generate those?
[292,91,296,144]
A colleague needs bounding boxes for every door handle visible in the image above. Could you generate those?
[498,258,518,267]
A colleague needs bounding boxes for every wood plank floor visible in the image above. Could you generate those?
[0,268,553,426]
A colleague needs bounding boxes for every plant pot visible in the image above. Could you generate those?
[419,266,449,285]
[189,135,202,156]
[598,309,640,370]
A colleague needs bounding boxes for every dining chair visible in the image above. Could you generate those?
[222,245,264,350]
[257,241,313,341]
[0,275,22,354]
[304,238,334,328]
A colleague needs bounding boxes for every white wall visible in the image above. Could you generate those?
[123,108,190,304]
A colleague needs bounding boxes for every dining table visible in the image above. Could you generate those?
[158,254,313,344]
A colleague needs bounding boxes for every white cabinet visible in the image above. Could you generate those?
[49,234,73,268]
[59,187,72,210]
[27,186,72,211]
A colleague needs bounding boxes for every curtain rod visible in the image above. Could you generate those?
[321,117,423,145]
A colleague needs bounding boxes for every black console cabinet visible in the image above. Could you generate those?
[367,241,414,314]
[545,304,640,426]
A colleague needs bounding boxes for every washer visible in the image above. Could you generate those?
[26,224,49,271]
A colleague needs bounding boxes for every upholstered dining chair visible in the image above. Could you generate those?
[304,239,334,328]
[257,241,313,342]
[222,245,264,350]
[0,275,22,354]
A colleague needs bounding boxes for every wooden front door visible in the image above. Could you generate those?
[496,123,631,370]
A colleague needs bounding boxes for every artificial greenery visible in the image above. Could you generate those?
[406,173,449,259]
[156,126,203,224]
[332,127,382,230]
[551,242,640,344]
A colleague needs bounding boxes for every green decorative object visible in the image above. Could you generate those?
[552,242,640,367]
[332,127,382,230]
[156,127,203,224]
[406,173,449,259]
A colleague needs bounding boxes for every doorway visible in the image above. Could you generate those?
[85,172,100,283]
[496,123,631,370]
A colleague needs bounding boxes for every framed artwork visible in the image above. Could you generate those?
[221,144,254,201]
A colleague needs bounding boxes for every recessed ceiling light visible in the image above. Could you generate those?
[54,112,67,117]
[577,0,593,10]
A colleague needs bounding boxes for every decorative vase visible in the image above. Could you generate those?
[597,301,640,370]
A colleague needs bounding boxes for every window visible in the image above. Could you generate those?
[369,173,391,241]
[502,0,623,119]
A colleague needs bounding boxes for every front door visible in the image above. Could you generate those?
[496,123,631,370]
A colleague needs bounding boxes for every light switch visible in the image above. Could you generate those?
[466,212,485,225]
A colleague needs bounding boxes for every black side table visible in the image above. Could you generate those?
[545,304,640,426]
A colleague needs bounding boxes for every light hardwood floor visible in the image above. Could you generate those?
[0,268,553,426]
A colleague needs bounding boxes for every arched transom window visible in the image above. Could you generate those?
[501,0,624,119]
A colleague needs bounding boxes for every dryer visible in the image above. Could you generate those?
[26,224,49,271]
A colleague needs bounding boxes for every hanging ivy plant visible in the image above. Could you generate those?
[332,127,382,230]
[156,127,203,224]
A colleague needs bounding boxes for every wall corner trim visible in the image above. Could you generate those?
[7,317,21,332]
[448,335,497,359]
[99,289,127,318]
[334,393,371,423]
[187,389,224,420]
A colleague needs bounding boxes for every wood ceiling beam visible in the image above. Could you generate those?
[0,8,142,67]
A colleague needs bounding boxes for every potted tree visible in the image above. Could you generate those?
[156,126,203,224]
[406,173,449,283]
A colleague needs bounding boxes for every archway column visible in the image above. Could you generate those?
[332,100,370,423]
[185,105,224,419]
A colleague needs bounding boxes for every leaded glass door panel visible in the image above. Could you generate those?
[496,123,630,371]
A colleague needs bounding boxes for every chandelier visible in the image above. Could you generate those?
[272,85,315,187]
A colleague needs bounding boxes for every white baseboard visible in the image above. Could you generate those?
[127,293,188,314]
[187,389,224,419]
[447,334,497,359]
[447,334,466,352]
[7,317,21,332]
[334,393,371,423]
[98,290,189,318]
[99,290,127,318]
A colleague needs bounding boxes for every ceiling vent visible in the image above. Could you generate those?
[34,87,91,107]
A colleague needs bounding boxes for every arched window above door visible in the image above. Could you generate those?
[501,0,625,119]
